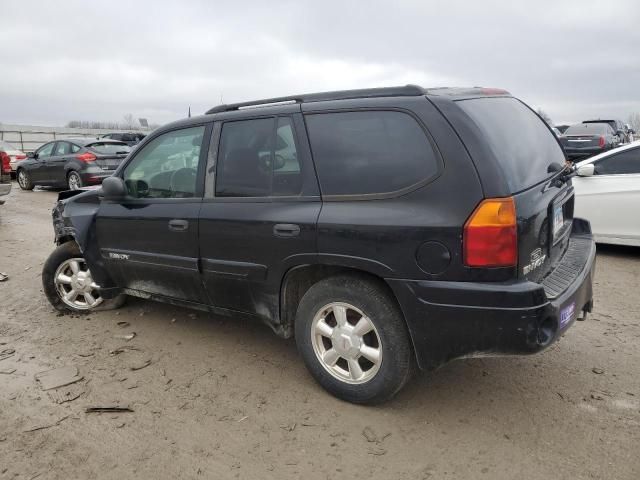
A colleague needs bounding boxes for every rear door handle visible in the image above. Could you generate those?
[168,219,189,232]
[273,223,300,237]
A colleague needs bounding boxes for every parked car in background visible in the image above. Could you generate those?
[582,119,629,144]
[0,146,12,204]
[41,85,595,404]
[101,132,146,146]
[0,140,27,175]
[560,123,619,160]
[552,127,563,138]
[573,141,640,246]
[16,138,130,191]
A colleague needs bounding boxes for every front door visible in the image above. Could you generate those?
[96,124,211,303]
[47,141,73,186]
[31,142,55,183]
[199,112,320,322]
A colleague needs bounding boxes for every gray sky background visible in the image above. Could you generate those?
[2,0,639,127]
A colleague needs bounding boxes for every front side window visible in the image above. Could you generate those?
[595,148,640,175]
[215,117,302,197]
[304,110,439,196]
[123,126,205,198]
[37,142,55,159]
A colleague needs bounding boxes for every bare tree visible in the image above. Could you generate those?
[626,113,640,131]
[537,108,554,127]
[122,113,137,130]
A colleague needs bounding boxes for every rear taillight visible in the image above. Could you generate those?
[0,152,10,173]
[14,154,27,160]
[598,136,605,148]
[76,152,97,163]
[464,197,517,267]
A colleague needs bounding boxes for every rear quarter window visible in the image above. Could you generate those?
[304,110,439,197]
[457,97,566,192]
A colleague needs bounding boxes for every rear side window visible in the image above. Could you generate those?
[457,97,566,192]
[215,117,303,197]
[305,111,439,196]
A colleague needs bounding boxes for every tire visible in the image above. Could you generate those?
[42,241,126,313]
[17,169,34,190]
[67,171,83,190]
[295,274,414,404]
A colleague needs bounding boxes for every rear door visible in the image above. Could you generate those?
[96,124,211,303]
[574,147,640,242]
[198,111,320,321]
[454,96,573,281]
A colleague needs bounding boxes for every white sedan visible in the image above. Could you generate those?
[573,141,640,246]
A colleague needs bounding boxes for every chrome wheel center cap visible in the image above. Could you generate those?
[332,328,361,358]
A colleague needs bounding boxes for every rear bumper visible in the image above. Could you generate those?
[79,170,113,185]
[388,220,596,370]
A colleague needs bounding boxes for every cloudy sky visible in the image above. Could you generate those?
[1,0,638,127]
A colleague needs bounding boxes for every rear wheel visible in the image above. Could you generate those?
[295,275,414,404]
[67,171,82,190]
[42,242,125,313]
[17,169,34,190]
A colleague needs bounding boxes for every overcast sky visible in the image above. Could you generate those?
[1,0,639,127]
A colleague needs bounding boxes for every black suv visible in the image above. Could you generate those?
[43,86,596,404]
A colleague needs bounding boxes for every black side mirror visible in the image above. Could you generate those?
[27,151,36,159]
[101,176,126,200]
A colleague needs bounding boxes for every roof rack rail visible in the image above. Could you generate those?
[206,84,425,114]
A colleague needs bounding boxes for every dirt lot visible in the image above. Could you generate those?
[0,184,639,480]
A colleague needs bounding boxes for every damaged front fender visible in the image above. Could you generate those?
[52,189,119,295]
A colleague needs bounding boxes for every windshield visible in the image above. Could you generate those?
[86,142,131,155]
[566,124,608,135]
[457,97,566,192]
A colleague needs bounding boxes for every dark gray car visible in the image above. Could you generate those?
[560,123,619,160]
[16,138,130,191]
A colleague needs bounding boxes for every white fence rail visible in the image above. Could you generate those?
[0,123,150,152]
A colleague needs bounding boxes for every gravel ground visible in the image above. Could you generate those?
[0,184,639,480]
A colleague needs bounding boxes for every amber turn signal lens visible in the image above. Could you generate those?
[463,197,517,267]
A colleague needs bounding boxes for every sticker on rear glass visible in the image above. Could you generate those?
[560,302,576,328]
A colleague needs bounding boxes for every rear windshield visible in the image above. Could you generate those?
[565,123,608,135]
[457,97,565,192]
[86,142,131,155]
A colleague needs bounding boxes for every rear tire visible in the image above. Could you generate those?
[17,169,34,190]
[42,242,126,313]
[67,171,83,190]
[295,274,414,404]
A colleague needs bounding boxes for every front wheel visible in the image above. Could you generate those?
[42,242,125,313]
[17,169,34,190]
[295,275,414,404]
[67,171,83,190]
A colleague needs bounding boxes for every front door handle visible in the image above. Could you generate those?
[168,219,189,232]
[273,223,300,238]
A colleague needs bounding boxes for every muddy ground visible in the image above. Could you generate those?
[0,184,638,480]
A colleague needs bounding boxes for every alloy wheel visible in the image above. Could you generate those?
[311,302,382,384]
[68,172,81,190]
[54,257,103,310]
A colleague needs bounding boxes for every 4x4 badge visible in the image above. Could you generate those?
[523,248,546,275]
